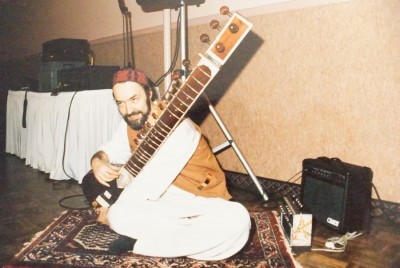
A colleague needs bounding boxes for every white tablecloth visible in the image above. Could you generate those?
[6,89,122,183]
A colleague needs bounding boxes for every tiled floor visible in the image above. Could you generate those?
[0,152,84,265]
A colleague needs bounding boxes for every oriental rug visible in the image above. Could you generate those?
[5,209,301,268]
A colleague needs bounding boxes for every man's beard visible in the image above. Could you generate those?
[123,97,151,130]
[123,112,148,130]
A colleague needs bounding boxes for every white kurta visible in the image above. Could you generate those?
[103,118,251,260]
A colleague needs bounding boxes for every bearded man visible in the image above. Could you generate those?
[82,68,250,259]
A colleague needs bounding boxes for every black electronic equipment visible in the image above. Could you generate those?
[279,195,312,249]
[301,157,373,234]
[57,65,120,91]
[136,0,205,12]
[38,61,86,92]
[42,38,91,63]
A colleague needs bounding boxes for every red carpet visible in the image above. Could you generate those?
[6,209,301,267]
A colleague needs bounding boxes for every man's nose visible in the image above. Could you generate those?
[126,102,135,115]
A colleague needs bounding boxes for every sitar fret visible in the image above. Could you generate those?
[152,125,168,138]
[184,83,199,96]
[136,150,150,162]
[143,139,158,151]
[179,90,195,101]
[165,107,181,120]
[191,76,206,88]
[175,93,191,108]
[135,154,148,166]
[159,110,179,128]
[137,147,152,158]
[169,100,186,115]
[148,131,163,144]
[125,167,138,177]
[157,119,172,133]
[125,161,142,175]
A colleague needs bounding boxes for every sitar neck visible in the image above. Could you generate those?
[122,7,253,178]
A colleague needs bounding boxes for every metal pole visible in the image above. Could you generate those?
[163,9,172,95]
[180,1,188,77]
[207,102,269,202]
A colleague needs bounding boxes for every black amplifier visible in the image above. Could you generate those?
[301,157,373,233]
[58,65,120,91]
[38,61,86,92]
[42,38,91,63]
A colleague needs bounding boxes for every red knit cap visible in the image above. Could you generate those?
[113,68,149,86]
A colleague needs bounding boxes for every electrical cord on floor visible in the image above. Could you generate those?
[311,231,363,252]
[52,90,91,210]
[58,194,91,210]
[371,183,399,226]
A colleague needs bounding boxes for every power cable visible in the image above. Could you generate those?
[61,91,78,180]
[154,8,182,87]
[53,90,90,210]
[311,231,363,252]
[58,194,91,210]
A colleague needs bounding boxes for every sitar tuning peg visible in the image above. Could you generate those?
[215,43,225,53]
[171,82,180,90]
[219,6,239,34]
[157,102,166,111]
[182,59,192,71]
[229,23,239,34]
[209,19,220,30]
[220,6,232,17]
[172,69,184,80]
[201,34,225,53]
[200,34,210,44]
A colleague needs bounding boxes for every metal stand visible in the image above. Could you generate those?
[206,96,269,202]
[118,1,135,68]
[176,1,269,202]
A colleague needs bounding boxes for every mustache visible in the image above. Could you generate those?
[125,111,141,117]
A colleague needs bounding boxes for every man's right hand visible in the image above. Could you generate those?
[91,151,121,187]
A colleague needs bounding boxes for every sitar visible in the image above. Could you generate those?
[88,6,254,207]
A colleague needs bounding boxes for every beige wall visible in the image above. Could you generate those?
[205,0,400,203]
[2,0,399,203]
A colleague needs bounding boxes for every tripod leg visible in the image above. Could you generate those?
[205,98,269,202]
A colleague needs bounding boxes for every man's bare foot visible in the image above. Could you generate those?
[95,206,110,225]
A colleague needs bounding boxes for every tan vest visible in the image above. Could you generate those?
[127,121,231,200]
